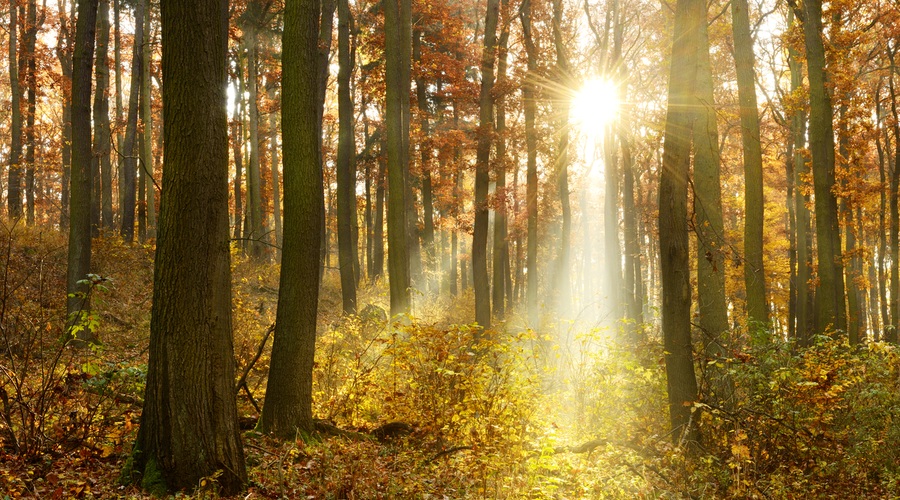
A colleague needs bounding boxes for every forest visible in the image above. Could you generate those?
[1,0,900,497]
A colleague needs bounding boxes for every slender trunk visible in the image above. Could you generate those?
[336,0,356,313]
[24,0,39,225]
[373,144,385,281]
[552,0,572,319]
[114,0,123,221]
[492,6,510,319]
[414,29,436,295]
[9,2,22,219]
[231,54,245,241]
[57,0,73,229]
[268,85,282,257]
[245,13,265,260]
[520,0,539,326]
[120,0,144,242]
[92,0,112,234]
[141,0,155,239]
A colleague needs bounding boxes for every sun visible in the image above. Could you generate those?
[571,78,620,135]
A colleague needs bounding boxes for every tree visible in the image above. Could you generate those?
[659,0,700,441]
[23,0,42,226]
[520,0,538,326]
[472,0,500,330]
[9,0,22,219]
[492,0,511,319]
[731,0,768,329]
[140,0,155,239]
[243,0,269,260]
[129,0,246,493]
[66,0,100,344]
[56,0,75,230]
[385,0,411,315]
[802,0,846,335]
[258,0,325,438]
[120,0,144,242]
[92,0,112,234]
[336,0,357,313]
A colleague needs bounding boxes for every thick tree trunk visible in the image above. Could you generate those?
[120,0,144,242]
[385,0,411,315]
[259,0,324,439]
[66,0,100,344]
[131,1,247,493]
[803,0,846,335]
[472,0,500,330]
[731,0,768,329]
[659,0,700,441]
[692,0,729,363]
[336,0,357,313]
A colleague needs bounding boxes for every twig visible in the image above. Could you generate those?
[235,323,275,396]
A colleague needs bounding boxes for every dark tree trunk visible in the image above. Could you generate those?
[9,2,22,219]
[520,0,539,326]
[492,5,510,319]
[56,0,74,230]
[65,0,99,343]
[131,0,247,493]
[336,0,357,313]
[259,0,324,439]
[472,0,500,329]
[24,0,40,226]
[659,0,700,441]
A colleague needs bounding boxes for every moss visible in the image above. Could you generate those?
[140,457,169,497]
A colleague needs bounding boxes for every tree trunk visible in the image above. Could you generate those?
[9,1,22,219]
[552,0,572,320]
[131,0,246,493]
[472,0,500,330]
[120,0,144,242]
[114,0,123,222]
[803,0,846,335]
[92,0,112,235]
[373,147,385,281]
[244,6,265,260]
[336,0,356,313]
[731,0,767,329]
[888,50,900,343]
[659,0,700,441]
[231,54,245,241]
[492,5,510,319]
[56,0,74,230]
[414,28,436,295]
[24,0,39,225]
[141,0,155,239]
[692,0,729,363]
[259,0,324,439]
[268,84,282,257]
[385,0,411,315]
[520,0,539,326]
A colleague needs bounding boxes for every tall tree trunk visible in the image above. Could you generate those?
[120,0,144,242]
[788,14,813,345]
[92,0,112,234]
[414,28,436,295]
[114,0,123,221]
[888,49,900,343]
[693,0,729,362]
[803,0,846,335]
[141,0,155,239]
[24,0,39,225]
[231,54,245,241]
[731,0,768,328]
[492,5,510,319]
[520,0,539,326]
[373,146,385,281]
[472,0,500,330]
[9,1,22,219]
[336,0,356,313]
[385,0,411,315]
[131,0,246,492]
[244,4,266,260]
[659,0,700,441]
[268,84,282,257]
[57,0,74,229]
[66,0,99,343]
[551,0,572,319]
[259,0,324,440]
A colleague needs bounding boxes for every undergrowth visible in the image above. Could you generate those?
[0,222,899,498]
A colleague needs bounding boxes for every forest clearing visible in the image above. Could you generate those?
[2,0,900,497]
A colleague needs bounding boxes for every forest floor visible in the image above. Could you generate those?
[1,223,900,498]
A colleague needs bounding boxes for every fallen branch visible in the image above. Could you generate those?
[555,438,608,454]
[427,445,473,463]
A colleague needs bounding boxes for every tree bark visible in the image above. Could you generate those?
[259,0,324,439]
[731,0,768,329]
[92,0,112,234]
[552,0,572,319]
[472,0,500,329]
[120,0,144,242]
[385,0,411,315]
[8,1,22,219]
[140,0,155,239]
[244,2,266,260]
[492,4,510,319]
[520,0,538,326]
[56,0,74,230]
[131,0,246,493]
[24,0,40,225]
[268,84,282,257]
[803,0,846,335]
[336,0,356,313]
[659,0,700,441]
